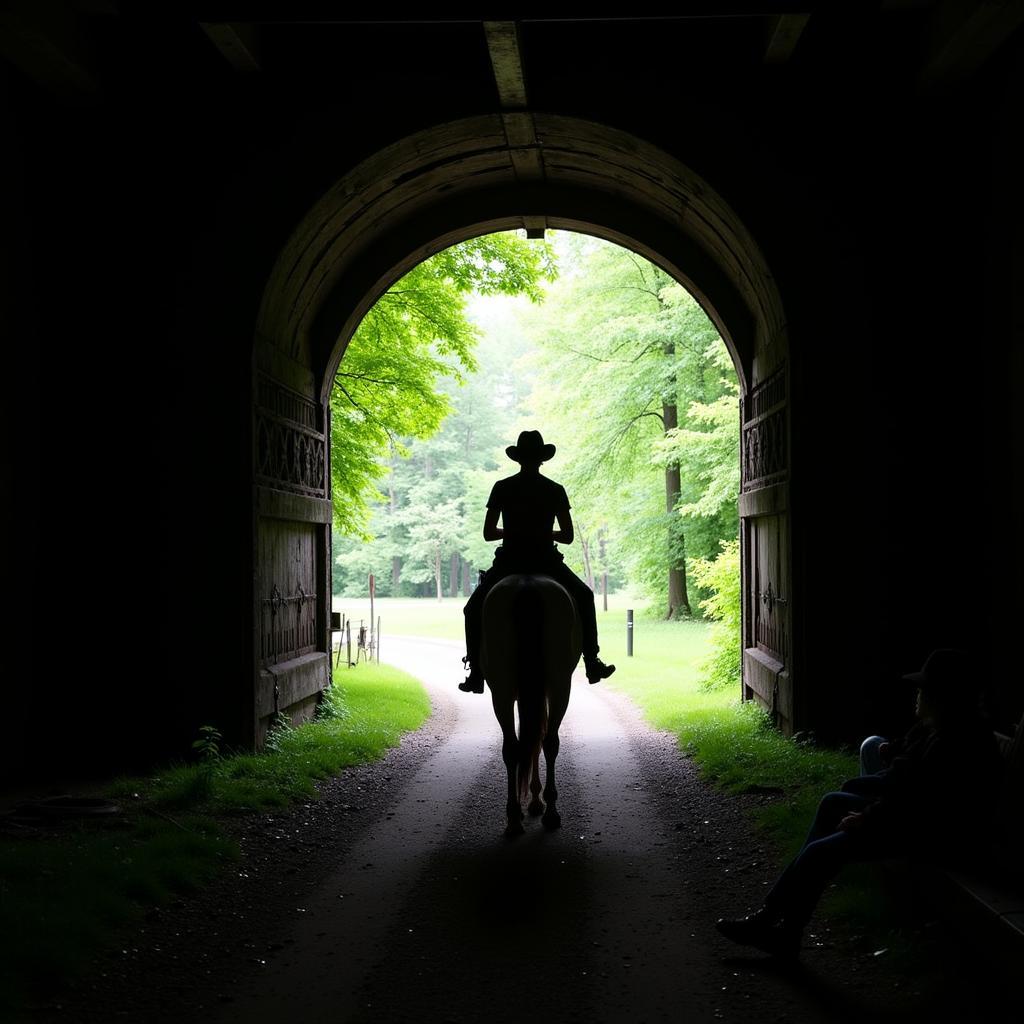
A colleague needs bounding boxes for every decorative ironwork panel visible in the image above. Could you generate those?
[255,374,326,498]
[742,367,787,492]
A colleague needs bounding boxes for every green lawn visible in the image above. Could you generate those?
[332,588,648,646]
[0,662,430,1013]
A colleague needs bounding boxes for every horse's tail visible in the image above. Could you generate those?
[515,583,547,804]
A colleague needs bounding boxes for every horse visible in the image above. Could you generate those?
[479,573,582,836]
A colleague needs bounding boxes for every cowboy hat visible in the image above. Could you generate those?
[506,429,556,463]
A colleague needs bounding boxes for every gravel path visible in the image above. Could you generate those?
[27,637,1003,1023]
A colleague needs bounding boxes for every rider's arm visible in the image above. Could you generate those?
[483,505,504,541]
[553,507,574,545]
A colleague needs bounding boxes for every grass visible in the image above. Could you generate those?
[331,587,648,647]
[0,662,430,1013]
[598,608,936,966]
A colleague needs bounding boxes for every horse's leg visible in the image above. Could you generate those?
[527,743,544,816]
[541,679,570,830]
[492,694,523,836]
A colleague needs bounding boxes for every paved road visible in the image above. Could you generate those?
[214,635,856,1024]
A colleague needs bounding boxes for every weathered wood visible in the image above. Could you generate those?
[484,21,528,109]
[764,14,811,64]
[256,651,329,720]
[200,22,261,72]
[256,486,331,525]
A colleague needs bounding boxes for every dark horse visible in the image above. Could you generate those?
[480,574,581,836]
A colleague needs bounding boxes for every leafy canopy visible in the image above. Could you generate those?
[331,233,555,537]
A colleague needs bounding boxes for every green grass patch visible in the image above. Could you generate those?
[601,615,935,964]
[1,662,430,1013]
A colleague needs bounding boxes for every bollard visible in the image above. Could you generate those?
[627,608,634,656]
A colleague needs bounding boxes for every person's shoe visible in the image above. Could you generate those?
[585,658,616,684]
[458,668,485,694]
[715,911,801,959]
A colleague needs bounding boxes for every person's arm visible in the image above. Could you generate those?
[483,506,503,542]
[553,507,573,545]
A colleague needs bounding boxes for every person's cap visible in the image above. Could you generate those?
[902,648,973,699]
[506,430,556,464]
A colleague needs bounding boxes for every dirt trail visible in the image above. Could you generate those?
[32,636,1003,1024]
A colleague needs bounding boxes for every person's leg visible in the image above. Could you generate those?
[460,564,507,691]
[799,790,871,848]
[547,563,614,682]
[717,791,871,956]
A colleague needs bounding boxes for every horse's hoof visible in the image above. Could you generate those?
[542,809,561,831]
[527,798,545,817]
[505,819,525,838]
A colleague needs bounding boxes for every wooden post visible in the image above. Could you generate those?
[346,619,352,667]
[369,573,375,651]
[627,608,634,657]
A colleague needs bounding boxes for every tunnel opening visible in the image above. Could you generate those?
[252,114,791,750]
[326,228,744,731]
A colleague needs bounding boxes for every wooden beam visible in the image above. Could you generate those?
[764,13,810,64]
[200,21,262,72]
[483,20,528,109]
[522,215,548,238]
[918,0,1024,91]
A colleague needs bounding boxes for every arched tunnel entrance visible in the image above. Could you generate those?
[250,114,794,749]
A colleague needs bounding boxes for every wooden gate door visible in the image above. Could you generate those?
[739,365,798,733]
[251,349,333,747]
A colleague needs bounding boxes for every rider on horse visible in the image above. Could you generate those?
[459,430,616,694]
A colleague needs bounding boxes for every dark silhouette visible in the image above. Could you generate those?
[482,573,579,834]
[715,648,1003,958]
[459,430,615,693]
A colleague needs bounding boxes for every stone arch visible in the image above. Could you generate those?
[250,114,794,746]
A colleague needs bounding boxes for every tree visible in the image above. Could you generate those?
[521,235,735,617]
[331,233,555,538]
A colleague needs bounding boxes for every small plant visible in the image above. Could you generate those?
[191,725,223,763]
[264,712,292,753]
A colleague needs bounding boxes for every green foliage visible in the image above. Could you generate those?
[332,232,740,612]
[689,539,742,690]
[522,235,739,613]
[190,724,222,762]
[331,232,555,538]
[263,711,293,753]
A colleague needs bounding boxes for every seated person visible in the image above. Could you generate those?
[715,648,1002,957]
[459,429,615,693]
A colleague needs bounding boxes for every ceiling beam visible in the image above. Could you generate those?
[917,0,1024,91]
[483,20,528,109]
[200,21,262,71]
[764,13,810,64]
[483,21,546,224]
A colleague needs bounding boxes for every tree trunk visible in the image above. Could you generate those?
[664,397,691,619]
[579,529,595,592]
[434,547,443,602]
[449,552,460,598]
[461,559,471,596]
[392,555,401,593]
[598,530,608,611]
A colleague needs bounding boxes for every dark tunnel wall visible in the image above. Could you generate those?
[2,13,1021,780]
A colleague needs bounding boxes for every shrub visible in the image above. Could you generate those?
[690,538,741,690]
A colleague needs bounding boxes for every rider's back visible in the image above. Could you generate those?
[488,472,570,558]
